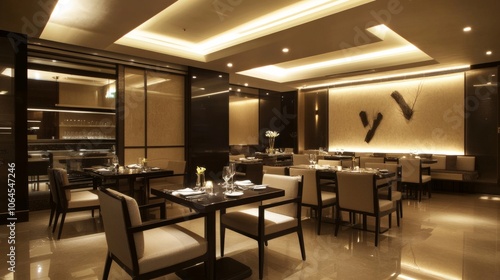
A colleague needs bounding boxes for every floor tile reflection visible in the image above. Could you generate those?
[1,192,500,279]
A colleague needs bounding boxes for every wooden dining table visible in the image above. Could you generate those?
[151,183,285,280]
[86,167,173,203]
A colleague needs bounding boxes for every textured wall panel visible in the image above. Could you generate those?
[329,73,464,154]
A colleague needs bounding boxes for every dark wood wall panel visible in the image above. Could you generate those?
[188,67,229,183]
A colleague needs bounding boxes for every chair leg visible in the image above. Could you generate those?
[316,207,322,235]
[399,200,403,218]
[57,213,66,239]
[396,207,400,227]
[297,227,306,261]
[258,240,265,280]
[334,208,341,236]
[103,252,112,280]
[375,216,380,247]
[48,205,55,227]
[52,211,60,233]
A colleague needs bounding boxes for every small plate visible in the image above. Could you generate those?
[224,191,244,197]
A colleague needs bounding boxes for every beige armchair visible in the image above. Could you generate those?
[220,174,305,279]
[400,157,432,201]
[335,172,399,246]
[289,167,336,235]
[98,188,208,280]
[50,168,100,239]
[292,153,310,165]
[365,162,402,218]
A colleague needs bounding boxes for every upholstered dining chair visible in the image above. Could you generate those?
[365,162,403,218]
[400,157,432,201]
[50,168,100,239]
[289,167,336,235]
[220,174,305,279]
[359,156,385,168]
[317,159,341,167]
[98,187,208,280]
[262,165,287,175]
[335,172,399,246]
[292,153,310,165]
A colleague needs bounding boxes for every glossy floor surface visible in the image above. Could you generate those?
[2,191,500,280]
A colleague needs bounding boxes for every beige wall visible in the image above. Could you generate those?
[229,98,258,145]
[328,73,465,154]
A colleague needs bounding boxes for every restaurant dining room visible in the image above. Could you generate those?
[1,0,500,279]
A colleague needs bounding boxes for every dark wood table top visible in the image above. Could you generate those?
[151,183,284,212]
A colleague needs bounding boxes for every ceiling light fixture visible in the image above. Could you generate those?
[282,48,289,53]
[486,50,492,55]
[227,63,233,67]
[463,26,472,32]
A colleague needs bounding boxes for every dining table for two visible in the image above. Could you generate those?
[151,182,285,280]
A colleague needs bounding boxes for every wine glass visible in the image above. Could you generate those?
[229,162,236,189]
[111,155,119,172]
[308,153,317,168]
[222,166,231,193]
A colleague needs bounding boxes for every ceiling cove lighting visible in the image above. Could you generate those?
[238,24,433,83]
[116,0,373,60]
[303,65,470,89]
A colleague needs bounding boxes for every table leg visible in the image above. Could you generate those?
[206,212,216,280]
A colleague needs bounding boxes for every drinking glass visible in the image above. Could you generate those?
[229,162,236,189]
[111,155,119,172]
[222,166,231,192]
[309,154,317,168]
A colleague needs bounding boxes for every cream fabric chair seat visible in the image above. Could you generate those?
[221,208,298,236]
[139,225,207,273]
[99,188,208,279]
[67,191,100,208]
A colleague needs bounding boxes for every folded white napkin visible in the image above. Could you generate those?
[127,164,141,169]
[172,188,204,196]
[235,180,253,186]
[252,184,267,190]
[96,168,109,172]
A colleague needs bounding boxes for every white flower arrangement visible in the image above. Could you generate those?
[265,130,279,138]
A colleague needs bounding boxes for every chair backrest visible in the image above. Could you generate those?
[164,160,186,184]
[284,148,294,153]
[400,158,421,183]
[288,168,318,206]
[293,154,310,165]
[359,156,385,168]
[365,162,398,186]
[425,155,446,170]
[52,168,72,207]
[336,172,376,214]
[47,168,59,205]
[340,159,354,168]
[262,174,302,217]
[98,188,144,271]
[263,165,287,175]
[317,159,341,167]
[456,156,475,171]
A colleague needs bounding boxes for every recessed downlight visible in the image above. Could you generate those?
[486,50,492,55]
[282,48,289,53]
[463,26,472,32]
[227,63,233,67]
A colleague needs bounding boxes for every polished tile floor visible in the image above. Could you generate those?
[2,191,500,280]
